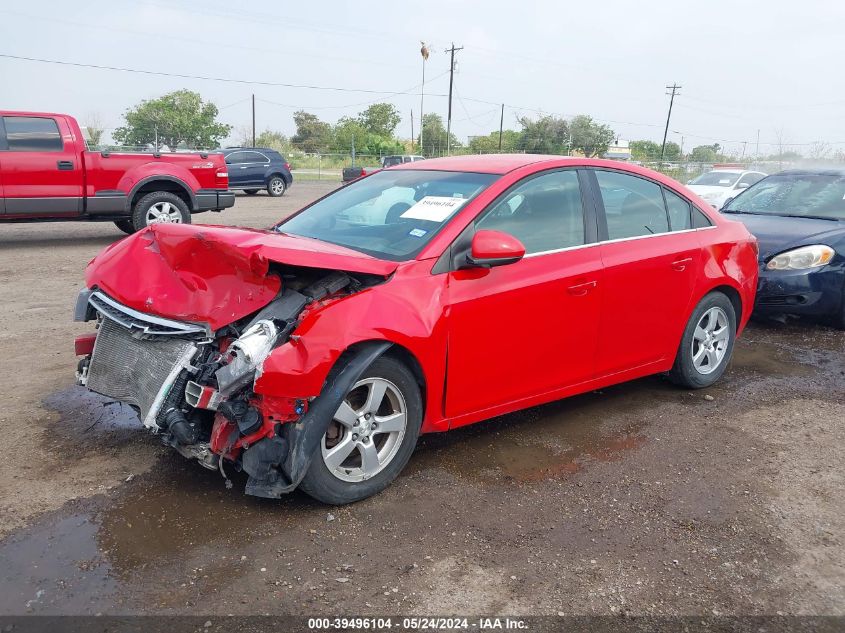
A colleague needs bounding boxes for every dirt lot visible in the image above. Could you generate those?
[0,182,843,617]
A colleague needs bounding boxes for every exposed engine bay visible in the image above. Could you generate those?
[75,263,387,499]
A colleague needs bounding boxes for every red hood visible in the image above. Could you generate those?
[85,223,398,330]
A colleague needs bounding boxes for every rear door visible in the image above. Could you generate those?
[1,115,83,216]
[445,169,604,420]
[589,168,700,376]
[225,151,251,187]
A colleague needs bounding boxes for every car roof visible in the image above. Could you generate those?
[778,168,845,177]
[393,154,589,174]
[223,147,280,153]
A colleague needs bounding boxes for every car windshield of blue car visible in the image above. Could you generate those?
[724,173,845,220]
[689,171,741,187]
[276,170,499,260]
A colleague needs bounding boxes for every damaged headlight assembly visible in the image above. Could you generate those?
[214,319,280,396]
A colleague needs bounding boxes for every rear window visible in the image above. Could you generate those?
[3,116,63,152]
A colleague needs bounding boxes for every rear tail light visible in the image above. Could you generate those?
[216,166,229,186]
[284,162,290,171]
[360,168,368,176]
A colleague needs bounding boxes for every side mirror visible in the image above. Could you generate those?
[466,230,526,268]
[736,182,750,189]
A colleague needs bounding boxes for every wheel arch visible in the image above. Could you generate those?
[709,284,743,332]
[127,176,196,212]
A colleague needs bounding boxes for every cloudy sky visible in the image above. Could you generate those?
[2,0,844,155]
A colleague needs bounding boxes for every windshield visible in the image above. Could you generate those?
[724,173,845,220]
[689,171,741,187]
[277,170,499,260]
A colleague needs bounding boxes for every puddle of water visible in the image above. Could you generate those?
[730,339,816,377]
[0,513,116,614]
[0,460,319,614]
[411,378,658,482]
[42,386,145,452]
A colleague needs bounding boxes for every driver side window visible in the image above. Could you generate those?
[476,171,585,255]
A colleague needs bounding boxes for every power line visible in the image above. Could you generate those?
[0,53,432,95]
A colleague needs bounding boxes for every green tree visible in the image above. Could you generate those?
[419,114,460,156]
[569,115,615,158]
[517,115,569,154]
[663,141,681,161]
[113,90,230,149]
[254,129,291,153]
[292,111,333,153]
[334,116,369,152]
[468,129,520,153]
[629,140,661,160]
[689,143,721,162]
[357,103,401,137]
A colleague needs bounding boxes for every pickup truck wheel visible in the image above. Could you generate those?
[132,191,191,231]
[113,220,135,235]
[299,356,422,505]
[267,176,286,197]
[244,189,260,195]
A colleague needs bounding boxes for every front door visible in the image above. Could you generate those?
[1,115,83,216]
[590,168,700,376]
[445,169,603,420]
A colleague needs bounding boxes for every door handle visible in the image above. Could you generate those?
[240,166,249,169]
[567,280,597,296]
[57,160,74,170]
[671,257,693,271]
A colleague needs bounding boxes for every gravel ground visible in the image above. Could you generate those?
[0,182,842,617]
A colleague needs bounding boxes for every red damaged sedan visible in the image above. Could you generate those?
[74,155,758,504]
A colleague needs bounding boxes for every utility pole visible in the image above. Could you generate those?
[251,94,256,148]
[660,83,681,163]
[498,103,505,151]
[419,42,429,155]
[410,109,415,153]
[445,42,463,155]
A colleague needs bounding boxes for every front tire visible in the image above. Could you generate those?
[131,191,191,231]
[299,356,422,504]
[267,176,287,197]
[668,292,737,389]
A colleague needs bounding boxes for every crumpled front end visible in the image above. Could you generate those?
[75,258,388,497]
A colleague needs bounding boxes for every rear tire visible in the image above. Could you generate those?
[668,292,737,389]
[131,191,191,232]
[299,356,422,504]
[244,189,260,195]
[114,220,135,235]
[267,176,286,197]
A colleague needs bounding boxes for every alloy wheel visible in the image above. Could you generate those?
[691,306,730,374]
[145,201,184,224]
[270,179,285,195]
[321,377,407,483]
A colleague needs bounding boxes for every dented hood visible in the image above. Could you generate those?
[85,223,398,330]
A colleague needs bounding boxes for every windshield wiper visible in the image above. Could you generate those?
[721,209,766,215]
[779,214,842,221]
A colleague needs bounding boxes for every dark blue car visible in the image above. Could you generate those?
[721,169,845,328]
[222,147,293,197]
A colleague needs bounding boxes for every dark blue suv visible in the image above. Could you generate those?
[222,147,293,197]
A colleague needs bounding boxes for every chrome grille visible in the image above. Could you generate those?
[87,317,197,427]
[88,291,210,338]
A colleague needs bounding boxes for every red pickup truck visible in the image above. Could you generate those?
[0,111,234,233]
